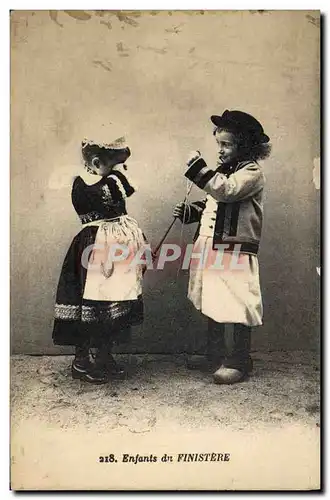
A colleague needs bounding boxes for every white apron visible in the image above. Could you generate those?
[82,216,145,302]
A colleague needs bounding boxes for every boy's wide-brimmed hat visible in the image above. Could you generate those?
[211,110,270,144]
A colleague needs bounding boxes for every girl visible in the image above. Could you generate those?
[52,135,146,384]
[173,110,271,384]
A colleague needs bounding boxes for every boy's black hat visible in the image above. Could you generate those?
[211,110,270,143]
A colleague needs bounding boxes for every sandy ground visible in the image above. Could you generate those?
[10,352,321,491]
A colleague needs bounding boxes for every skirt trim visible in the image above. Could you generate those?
[54,304,80,321]
[54,298,143,324]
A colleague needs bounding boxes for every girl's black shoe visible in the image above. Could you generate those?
[71,352,92,379]
[71,361,109,384]
[71,360,90,379]
[72,344,92,380]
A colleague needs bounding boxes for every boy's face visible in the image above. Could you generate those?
[215,130,239,165]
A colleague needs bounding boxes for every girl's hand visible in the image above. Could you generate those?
[173,202,186,221]
[187,150,201,167]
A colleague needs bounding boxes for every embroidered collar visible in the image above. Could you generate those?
[216,161,238,175]
[216,159,253,175]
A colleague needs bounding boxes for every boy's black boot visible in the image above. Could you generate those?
[186,319,227,372]
[206,319,227,370]
[213,324,253,384]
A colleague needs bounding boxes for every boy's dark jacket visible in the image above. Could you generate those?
[184,156,265,255]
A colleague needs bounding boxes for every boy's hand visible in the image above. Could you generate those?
[187,150,201,167]
[173,202,186,222]
[151,251,158,263]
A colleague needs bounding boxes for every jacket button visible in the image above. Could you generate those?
[209,225,213,229]
[211,218,216,221]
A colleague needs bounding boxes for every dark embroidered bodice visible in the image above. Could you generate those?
[72,172,134,224]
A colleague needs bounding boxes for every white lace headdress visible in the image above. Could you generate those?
[81,123,128,150]
[81,135,128,150]
[48,124,129,189]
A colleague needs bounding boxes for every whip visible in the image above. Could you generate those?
[152,151,201,257]
[152,179,194,258]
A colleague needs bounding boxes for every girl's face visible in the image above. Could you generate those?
[89,147,131,176]
[215,130,239,165]
[94,157,117,177]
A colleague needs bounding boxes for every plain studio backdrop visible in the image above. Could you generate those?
[10,10,320,354]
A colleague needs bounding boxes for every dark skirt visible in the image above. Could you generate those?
[52,226,144,348]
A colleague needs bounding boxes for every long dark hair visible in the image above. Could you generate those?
[213,126,272,162]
